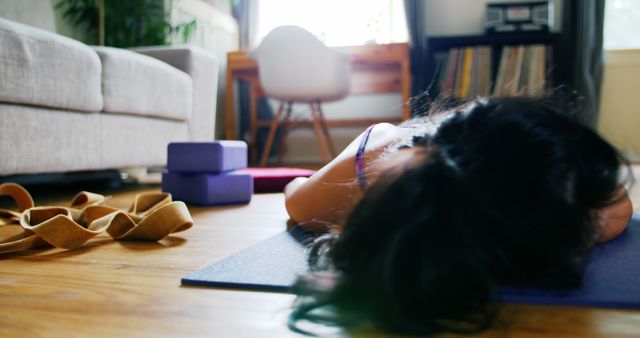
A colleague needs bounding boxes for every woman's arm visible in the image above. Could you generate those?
[284,140,363,227]
[284,123,401,227]
[595,187,633,243]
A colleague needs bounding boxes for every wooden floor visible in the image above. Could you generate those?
[0,169,639,337]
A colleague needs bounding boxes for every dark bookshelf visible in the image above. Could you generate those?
[424,33,562,99]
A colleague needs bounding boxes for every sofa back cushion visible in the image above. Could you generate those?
[94,46,193,121]
[0,18,103,112]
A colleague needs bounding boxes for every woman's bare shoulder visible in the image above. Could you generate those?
[283,122,410,225]
[364,123,421,155]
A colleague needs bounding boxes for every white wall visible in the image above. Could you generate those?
[0,0,56,32]
[598,49,640,162]
[168,0,239,139]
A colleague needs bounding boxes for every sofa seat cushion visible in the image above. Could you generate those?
[0,18,103,112]
[94,46,193,121]
[0,103,189,176]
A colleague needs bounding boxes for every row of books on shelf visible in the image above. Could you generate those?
[435,44,552,99]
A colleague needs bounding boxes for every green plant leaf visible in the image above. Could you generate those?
[55,0,198,48]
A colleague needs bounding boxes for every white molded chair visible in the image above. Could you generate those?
[249,25,351,166]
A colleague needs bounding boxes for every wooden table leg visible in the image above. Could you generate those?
[249,85,259,165]
[401,56,412,120]
[225,66,236,140]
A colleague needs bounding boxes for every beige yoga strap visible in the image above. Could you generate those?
[0,183,193,254]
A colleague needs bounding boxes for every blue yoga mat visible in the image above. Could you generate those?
[182,226,315,292]
[183,213,640,308]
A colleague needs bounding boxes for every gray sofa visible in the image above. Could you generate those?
[0,1,218,177]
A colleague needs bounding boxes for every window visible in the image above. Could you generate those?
[604,0,640,49]
[255,0,408,47]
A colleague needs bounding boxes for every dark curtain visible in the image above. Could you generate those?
[403,0,428,99]
[232,0,257,50]
[231,0,254,141]
[560,0,606,128]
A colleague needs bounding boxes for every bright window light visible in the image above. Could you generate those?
[255,0,408,47]
[604,0,640,49]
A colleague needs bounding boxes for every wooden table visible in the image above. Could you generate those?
[1,185,640,337]
[224,43,412,141]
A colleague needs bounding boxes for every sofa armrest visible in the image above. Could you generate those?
[133,45,219,141]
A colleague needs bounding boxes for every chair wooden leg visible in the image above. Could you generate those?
[249,86,259,165]
[310,103,330,164]
[315,101,336,158]
[277,102,293,165]
[259,101,285,167]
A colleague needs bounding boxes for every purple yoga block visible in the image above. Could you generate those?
[167,141,248,173]
[162,171,253,206]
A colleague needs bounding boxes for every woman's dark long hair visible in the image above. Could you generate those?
[289,97,630,335]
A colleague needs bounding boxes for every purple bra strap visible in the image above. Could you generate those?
[355,125,375,191]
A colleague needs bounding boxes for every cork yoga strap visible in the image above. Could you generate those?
[0,183,193,254]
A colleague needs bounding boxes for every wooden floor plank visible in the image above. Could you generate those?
[0,166,639,337]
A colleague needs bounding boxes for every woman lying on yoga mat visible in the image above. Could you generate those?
[283,96,633,335]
